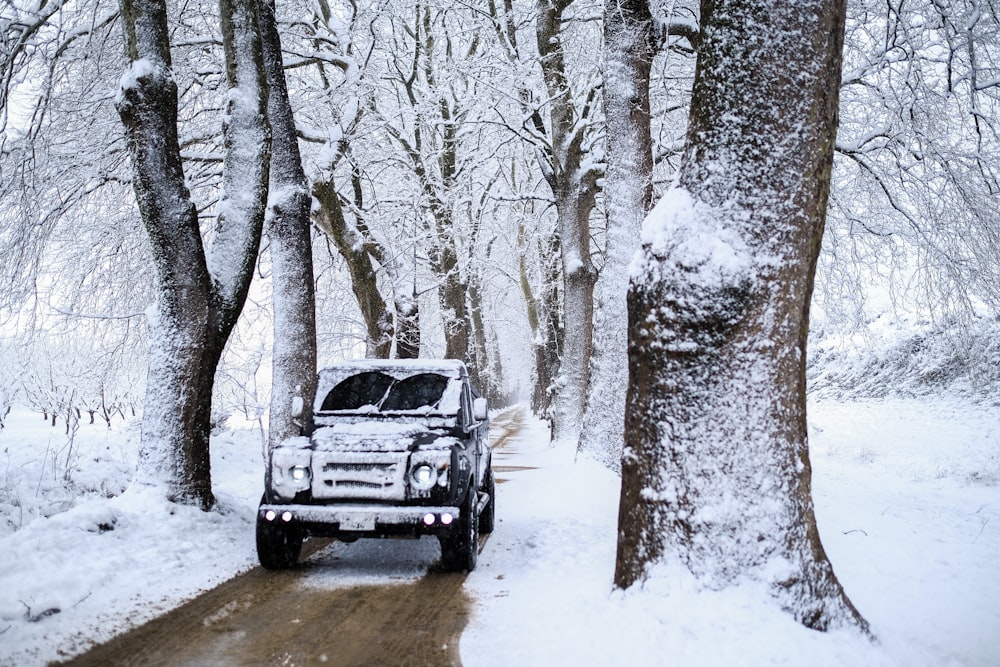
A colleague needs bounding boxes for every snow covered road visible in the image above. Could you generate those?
[2,399,998,666]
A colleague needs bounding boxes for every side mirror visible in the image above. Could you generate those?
[290,396,304,419]
[473,397,488,422]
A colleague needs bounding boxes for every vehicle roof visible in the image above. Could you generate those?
[317,358,468,378]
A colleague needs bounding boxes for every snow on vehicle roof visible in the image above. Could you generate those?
[319,358,468,377]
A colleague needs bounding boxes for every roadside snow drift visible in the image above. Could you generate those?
[1,399,998,666]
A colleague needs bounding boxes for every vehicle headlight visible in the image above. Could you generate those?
[289,465,310,484]
[411,464,437,490]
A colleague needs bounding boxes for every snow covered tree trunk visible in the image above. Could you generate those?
[552,197,596,441]
[468,267,508,405]
[518,224,562,417]
[259,0,317,449]
[117,0,269,509]
[426,48,471,368]
[117,0,212,506]
[433,229,471,364]
[312,167,421,360]
[312,180,393,359]
[578,0,655,469]
[615,0,870,633]
[536,0,600,441]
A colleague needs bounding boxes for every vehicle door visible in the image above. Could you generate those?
[461,381,488,484]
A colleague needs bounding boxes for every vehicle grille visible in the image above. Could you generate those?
[311,451,408,501]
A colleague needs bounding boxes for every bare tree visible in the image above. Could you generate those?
[258,0,317,449]
[376,3,472,366]
[822,0,1000,323]
[482,0,564,419]
[533,0,602,441]
[313,176,395,358]
[370,0,515,374]
[116,0,270,508]
[616,0,869,632]
[284,0,420,359]
[577,0,655,467]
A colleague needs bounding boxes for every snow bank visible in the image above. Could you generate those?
[0,413,261,665]
[2,397,997,666]
[462,401,1000,667]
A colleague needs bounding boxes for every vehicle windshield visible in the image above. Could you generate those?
[320,371,451,414]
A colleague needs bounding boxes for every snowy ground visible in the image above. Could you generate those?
[1,397,998,666]
[464,401,1000,667]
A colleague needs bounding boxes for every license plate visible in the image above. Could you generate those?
[339,513,375,531]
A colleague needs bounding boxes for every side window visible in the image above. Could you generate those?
[460,383,472,428]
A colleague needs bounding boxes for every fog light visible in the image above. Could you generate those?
[440,513,454,526]
[264,510,276,521]
[281,511,293,522]
[422,513,436,526]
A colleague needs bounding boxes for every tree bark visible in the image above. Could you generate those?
[615,0,869,633]
[578,0,655,469]
[117,0,269,509]
[535,0,600,441]
[467,266,508,405]
[431,227,471,364]
[258,0,317,449]
[312,179,393,359]
[518,222,562,418]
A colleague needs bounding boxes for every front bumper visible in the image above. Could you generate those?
[258,502,462,539]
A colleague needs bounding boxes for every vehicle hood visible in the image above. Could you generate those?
[310,422,456,453]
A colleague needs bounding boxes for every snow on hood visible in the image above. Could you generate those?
[310,422,456,453]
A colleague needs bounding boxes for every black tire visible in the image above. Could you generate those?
[256,513,303,570]
[440,486,479,572]
[479,465,496,534]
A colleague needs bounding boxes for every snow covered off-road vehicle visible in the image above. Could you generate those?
[257,359,494,572]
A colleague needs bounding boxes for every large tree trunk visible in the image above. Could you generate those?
[551,196,596,441]
[615,0,869,633]
[258,0,317,449]
[578,0,655,469]
[117,0,269,509]
[117,0,211,506]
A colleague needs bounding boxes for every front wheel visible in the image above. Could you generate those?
[440,486,479,572]
[256,513,303,570]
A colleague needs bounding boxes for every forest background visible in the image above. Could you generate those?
[1,0,999,638]
[2,0,998,448]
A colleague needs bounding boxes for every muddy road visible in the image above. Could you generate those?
[60,408,529,667]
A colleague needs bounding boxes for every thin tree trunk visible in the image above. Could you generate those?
[535,0,599,441]
[393,289,421,359]
[468,266,507,404]
[616,0,869,633]
[578,0,654,468]
[259,0,317,448]
[313,179,393,359]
